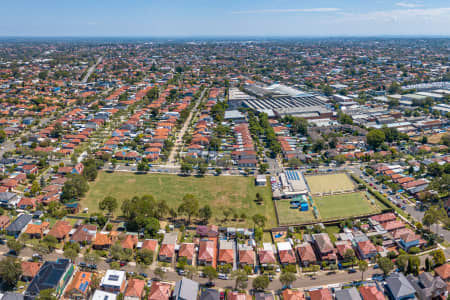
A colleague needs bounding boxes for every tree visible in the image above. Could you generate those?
[432,249,446,267]
[203,266,218,283]
[0,129,6,143]
[61,174,89,202]
[7,239,23,255]
[358,260,368,281]
[378,257,394,276]
[42,235,58,251]
[30,180,40,196]
[232,270,248,290]
[199,205,212,224]
[407,256,420,275]
[63,247,78,262]
[343,249,356,265]
[252,214,267,228]
[136,249,154,265]
[50,123,63,138]
[0,257,22,289]
[258,163,268,174]
[180,162,193,175]
[185,265,197,279]
[396,254,409,273]
[178,194,199,224]
[154,267,166,281]
[137,161,149,172]
[367,129,386,149]
[252,275,270,291]
[197,163,207,176]
[425,257,432,272]
[279,272,296,288]
[99,196,118,216]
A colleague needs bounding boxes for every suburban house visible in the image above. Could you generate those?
[0,191,20,208]
[140,239,158,253]
[6,213,32,238]
[92,290,117,300]
[227,291,252,300]
[434,263,450,282]
[238,244,255,267]
[406,272,447,300]
[358,286,385,300]
[0,215,10,230]
[356,240,378,260]
[121,234,139,250]
[218,240,234,265]
[282,289,306,300]
[312,233,337,263]
[335,287,362,300]
[200,288,220,300]
[296,243,317,267]
[198,239,216,267]
[25,259,74,299]
[92,232,112,250]
[385,273,417,300]
[173,278,199,300]
[158,232,177,263]
[100,270,127,294]
[70,224,97,244]
[309,288,333,300]
[21,261,43,282]
[258,243,277,267]
[178,243,196,265]
[64,271,93,300]
[393,228,421,251]
[124,278,146,300]
[277,242,296,265]
[148,281,172,300]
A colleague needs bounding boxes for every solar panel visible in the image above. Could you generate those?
[108,275,119,281]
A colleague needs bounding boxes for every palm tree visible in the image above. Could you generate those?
[358,260,368,281]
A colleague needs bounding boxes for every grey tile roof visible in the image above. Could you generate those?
[174,277,199,300]
[6,214,32,233]
[335,287,362,300]
[200,288,220,300]
[386,272,416,299]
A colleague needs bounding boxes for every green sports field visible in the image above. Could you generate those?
[276,192,381,225]
[81,172,276,227]
[314,192,380,220]
[305,173,356,194]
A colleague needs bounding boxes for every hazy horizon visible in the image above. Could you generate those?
[1,0,450,37]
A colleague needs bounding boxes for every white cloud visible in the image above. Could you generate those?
[334,7,450,23]
[396,2,424,8]
[231,8,340,15]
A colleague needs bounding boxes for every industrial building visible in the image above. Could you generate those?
[243,95,332,119]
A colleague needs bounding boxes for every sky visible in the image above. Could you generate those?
[1,0,450,37]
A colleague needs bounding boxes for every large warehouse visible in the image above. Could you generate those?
[243,95,332,119]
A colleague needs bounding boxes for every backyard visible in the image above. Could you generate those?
[81,172,276,227]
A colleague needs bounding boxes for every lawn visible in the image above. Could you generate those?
[313,192,380,221]
[82,172,276,227]
[275,200,316,225]
[305,173,356,194]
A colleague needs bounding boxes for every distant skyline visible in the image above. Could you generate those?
[1,0,450,37]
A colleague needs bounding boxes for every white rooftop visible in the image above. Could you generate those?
[277,241,292,251]
[101,270,126,287]
[92,290,117,300]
